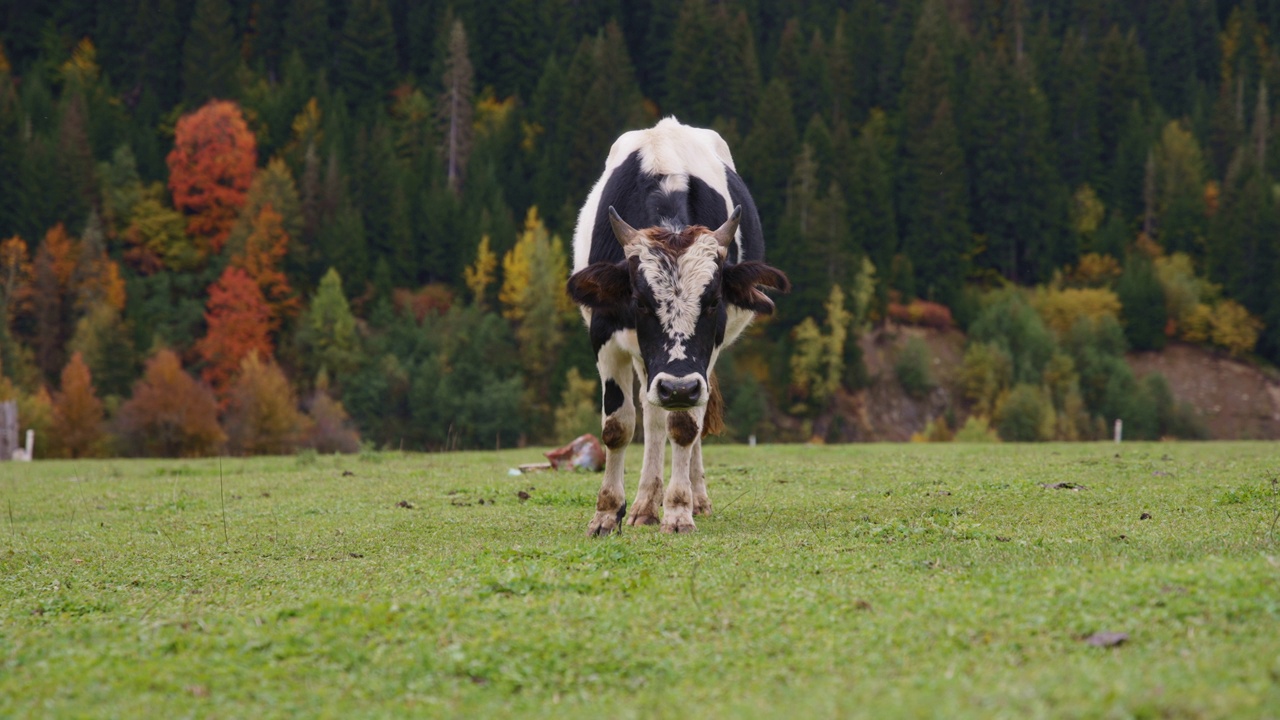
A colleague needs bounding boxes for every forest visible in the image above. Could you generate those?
[1,0,1279,456]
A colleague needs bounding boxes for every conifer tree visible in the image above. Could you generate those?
[182,0,239,104]
[295,268,362,386]
[225,352,307,455]
[740,79,799,238]
[285,0,332,72]
[336,0,397,111]
[437,19,474,194]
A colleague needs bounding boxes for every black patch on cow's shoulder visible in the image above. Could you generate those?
[590,153,658,264]
[725,167,765,263]
[568,261,630,310]
[686,175,728,231]
[603,379,625,415]
[588,312,629,355]
[723,261,791,315]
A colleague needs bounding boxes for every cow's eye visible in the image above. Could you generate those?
[634,298,652,315]
[703,298,720,316]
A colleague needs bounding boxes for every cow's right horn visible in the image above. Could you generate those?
[712,205,742,248]
[608,207,642,248]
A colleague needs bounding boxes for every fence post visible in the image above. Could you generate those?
[0,401,17,461]
[1113,418,1123,444]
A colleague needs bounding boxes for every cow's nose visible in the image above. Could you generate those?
[657,377,701,407]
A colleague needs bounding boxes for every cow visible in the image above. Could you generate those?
[567,117,789,536]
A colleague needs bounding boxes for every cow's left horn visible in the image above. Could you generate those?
[713,206,742,248]
[608,207,642,247]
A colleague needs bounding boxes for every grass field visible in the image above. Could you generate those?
[1,442,1278,718]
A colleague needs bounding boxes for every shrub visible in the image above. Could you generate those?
[1209,299,1262,357]
[225,353,308,455]
[1065,252,1122,287]
[17,386,54,459]
[994,384,1054,442]
[886,299,953,329]
[969,289,1056,384]
[553,367,600,442]
[303,389,362,454]
[955,415,1001,443]
[894,337,935,399]
[116,349,225,457]
[1032,287,1122,336]
[958,342,1012,416]
[1117,253,1167,351]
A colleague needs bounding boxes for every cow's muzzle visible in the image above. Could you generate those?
[651,373,705,409]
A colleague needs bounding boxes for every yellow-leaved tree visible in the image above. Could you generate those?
[499,207,575,433]
[464,234,498,308]
[789,284,851,416]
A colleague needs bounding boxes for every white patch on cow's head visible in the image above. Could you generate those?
[626,233,722,362]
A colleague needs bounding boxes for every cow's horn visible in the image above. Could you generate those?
[713,206,742,248]
[608,207,642,247]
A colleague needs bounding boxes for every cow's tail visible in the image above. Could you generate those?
[702,371,724,438]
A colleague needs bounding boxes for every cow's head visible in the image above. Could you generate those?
[568,206,790,410]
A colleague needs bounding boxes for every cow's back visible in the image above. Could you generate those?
[573,118,764,271]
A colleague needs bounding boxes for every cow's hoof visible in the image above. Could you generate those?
[628,513,660,526]
[660,520,696,534]
[586,510,623,537]
[693,496,712,516]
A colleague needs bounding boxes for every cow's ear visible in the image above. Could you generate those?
[568,261,632,310]
[722,261,791,315]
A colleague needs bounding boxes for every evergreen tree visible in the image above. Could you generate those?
[1116,252,1168,351]
[740,79,799,240]
[182,0,239,104]
[1145,0,1196,118]
[336,0,397,112]
[1152,120,1209,258]
[285,0,333,73]
[841,113,898,295]
[437,19,474,194]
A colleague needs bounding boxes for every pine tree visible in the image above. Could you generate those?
[295,268,362,386]
[182,0,240,104]
[437,19,474,194]
[336,0,397,112]
[285,0,332,72]
[740,79,799,239]
[1145,0,1196,118]
[1152,120,1209,258]
[842,113,898,295]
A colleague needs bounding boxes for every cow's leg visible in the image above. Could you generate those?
[587,344,635,536]
[690,439,712,516]
[629,398,667,526]
[661,406,705,533]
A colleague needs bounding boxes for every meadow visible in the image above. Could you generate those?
[1,442,1278,718]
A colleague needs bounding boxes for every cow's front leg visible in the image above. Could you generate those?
[661,407,704,533]
[588,346,635,536]
[690,439,711,516]
[629,400,667,526]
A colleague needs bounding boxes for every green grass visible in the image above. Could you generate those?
[2,443,1279,718]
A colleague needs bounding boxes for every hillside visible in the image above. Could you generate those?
[825,328,1280,442]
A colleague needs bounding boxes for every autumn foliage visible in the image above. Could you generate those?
[225,352,308,455]
[231,203,299,324]
[195,266,273,401]
[167,100,257,254]
[115,349,224,457]
[50,352,106,457]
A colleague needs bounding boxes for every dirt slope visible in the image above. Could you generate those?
[1128,343,1280,440]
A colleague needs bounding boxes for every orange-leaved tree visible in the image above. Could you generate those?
[195,266,273,401]
[225,351,308,456]
[167,100,257,255]
[116,349,225,457]
[50,351,105,458]
[31,224,80,378]
[231,203,299,327]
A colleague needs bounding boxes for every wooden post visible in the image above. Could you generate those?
[0,401,17,461]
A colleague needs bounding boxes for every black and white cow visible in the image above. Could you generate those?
[567,117,789,536]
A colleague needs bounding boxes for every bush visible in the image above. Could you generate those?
[1032,287,1122,336]
[958,342,1012,416]
[1209,299,1262,357]
[995,384,1054,442]
[115,349,225,457]
[955,415,1001,443]
[225,353,308,455]
[553,367,600,442]
[1117,253,1167,351]
[894,337,935,399]
[303,390,362,454]
[969,289,1056,384]
[886,299,954,329]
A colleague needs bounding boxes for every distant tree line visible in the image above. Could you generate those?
[0,0,1277,453]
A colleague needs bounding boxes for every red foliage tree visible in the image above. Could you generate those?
[232,203,299,326]
[50,351,105,458]
[116,349,225,457]
[195,266,273,401]
[167,100,257,254]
